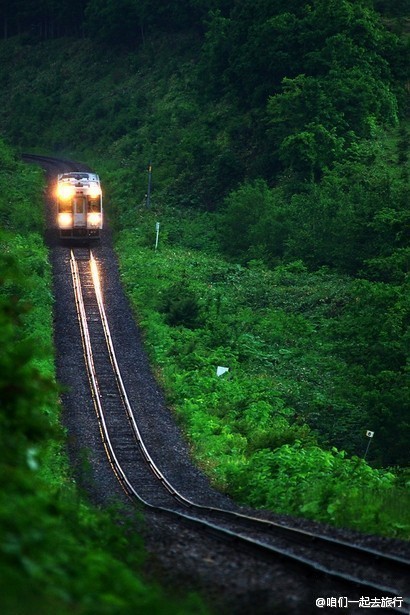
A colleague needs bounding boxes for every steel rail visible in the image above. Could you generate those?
[90,250,410,563]
[22,152,92,172]
[69,249,409,612]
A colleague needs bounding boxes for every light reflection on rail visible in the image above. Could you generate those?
[68,248,410,613]
[90,252,102,297]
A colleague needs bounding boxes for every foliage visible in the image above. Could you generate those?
[217,179,289,266]
[0,0,408,544]
[85,0,207,46]
[219,145,410,279]
[226,444,409,536]
[0,0,211,44]
[0,138,211,615]
[0,238,57,468]
[158,279,203,328]
[111,207,409,537]
[328,279,410,466]
[374,1,410,18]
[0,0,88,39]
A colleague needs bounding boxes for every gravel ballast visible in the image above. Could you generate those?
[44,168,408,615]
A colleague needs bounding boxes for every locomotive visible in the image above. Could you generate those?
[56,172,103,239]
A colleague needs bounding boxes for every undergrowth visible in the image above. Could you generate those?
[0,139,210,614]
[109,202,409,539]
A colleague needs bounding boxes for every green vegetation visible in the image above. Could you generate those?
[0,0,408,589]
[0,140,209,614]
[105,207,408,537]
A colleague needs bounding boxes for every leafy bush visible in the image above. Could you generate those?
[224,443,408,536]
[218,179,289,265]
[0,138,210,615]
[112,206,409,538]
[158,280,202,328]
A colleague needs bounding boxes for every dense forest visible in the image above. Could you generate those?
[0,0,409,610]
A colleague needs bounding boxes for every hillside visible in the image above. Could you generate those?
[0,4,409,609]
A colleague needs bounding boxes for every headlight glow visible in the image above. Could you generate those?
[88,212,101,226]
[58,212,73,228]
[57,184,75,200]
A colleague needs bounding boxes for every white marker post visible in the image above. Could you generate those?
[364,430,374,460]
[146,161,152,209]
[216,366,229,377]
[155,222,160,250]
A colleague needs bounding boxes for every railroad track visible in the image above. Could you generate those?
[22,153,93,173]
[70,247,410,613]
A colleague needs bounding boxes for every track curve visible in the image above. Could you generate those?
[25,153,410,615]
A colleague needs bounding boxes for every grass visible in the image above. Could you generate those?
[107,203,410,539]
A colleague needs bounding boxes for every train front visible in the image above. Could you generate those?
[56,172,103,239]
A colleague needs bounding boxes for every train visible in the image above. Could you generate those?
[56,171,103,239]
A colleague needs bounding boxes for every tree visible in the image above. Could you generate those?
[218,180,289,264]
[374,0,410,17]
[85,0,142,47]
[0,0,87,39]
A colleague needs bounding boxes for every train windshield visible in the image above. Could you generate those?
[58,200,71,213]
[60,173,91,181]
[89,198,101,212]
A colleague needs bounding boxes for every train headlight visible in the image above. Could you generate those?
[58,212,73,228]
[57,184,75,200]
[87,212,101,227]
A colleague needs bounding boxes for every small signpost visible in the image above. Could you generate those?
[155,222,160,250]
[146,161,152,209]
[364,430,374,460]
